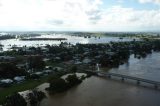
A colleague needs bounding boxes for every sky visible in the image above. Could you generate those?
[0,0,160,32]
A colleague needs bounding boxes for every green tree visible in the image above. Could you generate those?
[49,78,68,93]
[0,63,27,79]
[3,93,27,106]
[28,56,45,70]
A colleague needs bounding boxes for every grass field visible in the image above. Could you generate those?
[0,77,49,104]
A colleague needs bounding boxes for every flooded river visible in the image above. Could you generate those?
[39,76,160,106]
[110,52,160,82]
[38,52,160,106]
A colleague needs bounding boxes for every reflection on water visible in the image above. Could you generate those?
[39,77,160,106]
[110,52,160,82]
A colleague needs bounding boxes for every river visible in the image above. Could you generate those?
[110,52,160,82]
[39,77,160,106]
[38,52,160,106]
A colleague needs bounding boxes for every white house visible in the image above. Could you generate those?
[82,58,91,64]
[0,79,13,84]
[14,76,25,82]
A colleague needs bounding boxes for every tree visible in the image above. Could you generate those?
[28,90,46,106]
[49,78,68,93]
[28,56,45,71]
[66,74,82,87]
[70,65,77,73]
[0,63,27,79]
[3,93,27,106]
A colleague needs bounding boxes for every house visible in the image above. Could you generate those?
[74,59,82,65]
[16,63,28,69]
[43,70,52,73]
[43,70,53,75]
[74,61,82,65]
[83,52,89,55]
[0,79,13,87]
[0,79,13,84]
[55,57,61,60]
[53,67,63,71]
[14,76,25,82]
[34,72,43,75]
[105,51,115,56]
[0,56,15,61]
[82,58,91,64]
[43,58,50,62]
[45,66,53,70]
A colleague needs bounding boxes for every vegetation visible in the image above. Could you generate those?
[3,39,160,69]
[0,77,49,104]
[47,74,83,94]
[70,65,77,73]
[1,33,160,105]
[48,78,68,93]
[28,90,46,106]
[17,33,41,39]
[0,35,15,40]
[0,63,27,79]
[2,90,46,106]
[28,56,45,71]
[2,93,27,106]
[66,74,82,87]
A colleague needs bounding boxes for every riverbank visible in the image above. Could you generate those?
[0,72,89,104]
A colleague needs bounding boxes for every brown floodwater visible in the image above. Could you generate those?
[39,76,160,106]
[38,52,160,106]
[109,52,160,82]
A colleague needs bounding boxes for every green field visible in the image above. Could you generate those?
[0,77,48,104]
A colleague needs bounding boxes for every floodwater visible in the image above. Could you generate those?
[39,77,160,106]
[38,52,160,106]
[110,52,160,82]
[0,34,136,51]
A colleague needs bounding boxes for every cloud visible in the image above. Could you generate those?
[95,6,160,31]
[0,0,160,31]
[47,20,64,25]
[86,9,102,22]
[138,0,160,4]
[0,0,103,30]
[117,0,124,3]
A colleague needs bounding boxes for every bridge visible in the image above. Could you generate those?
[86,70,160,89]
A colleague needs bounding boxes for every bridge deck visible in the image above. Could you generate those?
[86,71,160,88]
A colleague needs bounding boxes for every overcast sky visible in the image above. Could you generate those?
[0,0,160,31]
